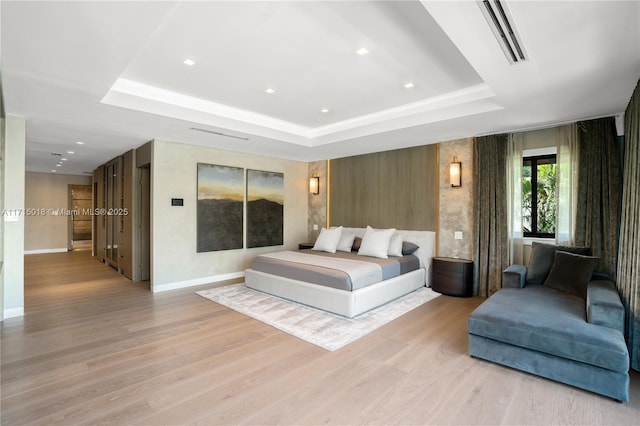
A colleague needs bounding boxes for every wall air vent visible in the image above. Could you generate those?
[479,0,528,64]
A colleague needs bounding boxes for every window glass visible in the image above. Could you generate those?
[522,155,556,237]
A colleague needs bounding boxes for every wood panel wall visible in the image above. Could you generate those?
[329,144,438,231]
[93,150,139,281]
[118,149,136,280]
[93,165,106,261]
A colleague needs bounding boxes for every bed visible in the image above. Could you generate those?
[244,227,436,318]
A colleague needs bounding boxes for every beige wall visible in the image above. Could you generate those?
[151,140,308,291]
[438,138,474,260]
[3,116,25,318]
[0,114,5,320]
[24,172,92,252]
[307,160,327,242]
[523,127,560,150]
[0,7,4,319]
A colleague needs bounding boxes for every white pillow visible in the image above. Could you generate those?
[336,233,356,252]
[358,226,396,259]
[388,233,403,257]
[312,227,342,253]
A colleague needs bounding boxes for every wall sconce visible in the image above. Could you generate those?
[309,176,320,195]
[450,159,462,187]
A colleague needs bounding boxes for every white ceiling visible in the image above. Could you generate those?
[2,1,639,176]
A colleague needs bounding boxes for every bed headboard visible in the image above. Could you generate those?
[340,227,436,286]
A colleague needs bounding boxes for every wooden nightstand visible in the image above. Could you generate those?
[298,243,314,250]
[432,257,474,297]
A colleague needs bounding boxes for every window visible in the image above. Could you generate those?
[522,154,556,238]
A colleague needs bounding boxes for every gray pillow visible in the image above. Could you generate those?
[402,241,419,255]
[351,237,362,251]
[526,242,592,285]
[542,251,599,298]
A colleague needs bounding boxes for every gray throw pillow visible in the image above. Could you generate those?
[351,237,362,251]
[526,242,592,285]
[402,241,419,255]
[542,251,599,298]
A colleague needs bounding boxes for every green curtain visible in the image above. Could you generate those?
[574,117,622,278]
[618,79,640,371]
[473,134,509,297]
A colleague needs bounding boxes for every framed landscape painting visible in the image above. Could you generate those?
[197,163,244,252]
[246,169,284,248]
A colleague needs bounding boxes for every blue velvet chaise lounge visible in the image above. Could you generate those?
[467,243,630,402]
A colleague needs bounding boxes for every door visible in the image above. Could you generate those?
[137,165,151,281]
[104,157,123,269]
[69,184,93,251]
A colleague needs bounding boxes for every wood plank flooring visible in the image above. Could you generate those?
[2,250,639,425]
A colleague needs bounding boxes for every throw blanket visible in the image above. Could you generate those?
[255,251,384,291]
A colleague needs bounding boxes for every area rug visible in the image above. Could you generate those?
[196,284,440,351]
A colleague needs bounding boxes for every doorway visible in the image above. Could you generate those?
[137,165,151,281]
[68,184,93,251]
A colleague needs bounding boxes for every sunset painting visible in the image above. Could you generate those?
[197,163,244,252]
[247,169,284,248]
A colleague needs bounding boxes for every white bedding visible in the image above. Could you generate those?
[258,250,383,288]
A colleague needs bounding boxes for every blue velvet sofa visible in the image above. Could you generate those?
[467,243,630,401]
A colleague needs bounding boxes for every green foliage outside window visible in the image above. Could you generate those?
[523,155,556,237]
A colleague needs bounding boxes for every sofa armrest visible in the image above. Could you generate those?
[502,264,527,288]
[587,280,625,333]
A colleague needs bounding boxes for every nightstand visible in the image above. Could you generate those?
[298,243,314,250]
[432,257,474,297]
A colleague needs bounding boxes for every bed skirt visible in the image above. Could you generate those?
[244,267,426,318]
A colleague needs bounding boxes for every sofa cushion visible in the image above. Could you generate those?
[502,264,528,288]
[587,280,625,333]
[526,242,592,286]
[542,251,598,298]
[468,286,629,373]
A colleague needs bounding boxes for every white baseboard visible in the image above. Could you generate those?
[152,271,245,293]
[4,307,24,319]
[24,248,68,255]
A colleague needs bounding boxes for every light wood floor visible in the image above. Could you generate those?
[2,251,639,425]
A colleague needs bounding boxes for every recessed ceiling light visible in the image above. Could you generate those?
[76,141,84,145]
[56,164,62,167]
[404,82,415,89]
[265,88,275,94]
[51,170,57,173]
[61,158,68,161]
[356,46,369,56]
[183,58,196,66]
[320,108,329,113]
[67,151,75,154]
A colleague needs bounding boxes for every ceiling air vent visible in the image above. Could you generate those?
[479,0,527,64]
[190,127,249,141]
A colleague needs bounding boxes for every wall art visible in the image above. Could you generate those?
[197,163,244,252]
[246,169,284,248]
